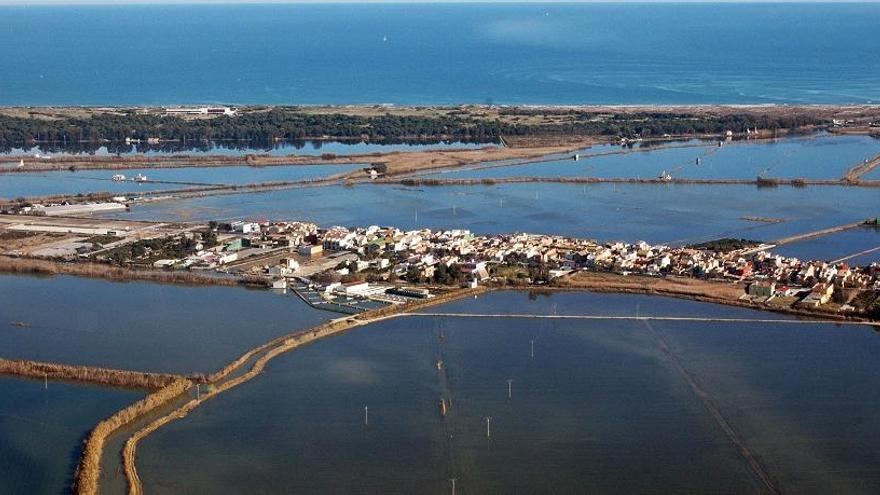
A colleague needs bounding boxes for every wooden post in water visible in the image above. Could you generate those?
[364,406,369,426]
[507,379,513,400]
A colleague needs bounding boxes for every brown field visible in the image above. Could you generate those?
[0,255,268,288]
[553,271,874,322]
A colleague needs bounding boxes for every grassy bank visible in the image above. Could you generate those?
[388,176,880,188]
[72,378,192,495]
[552,271,876,323]
[0,359,180,390]
[0,256,268,288]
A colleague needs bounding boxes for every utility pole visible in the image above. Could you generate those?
[450,478,457,495]
[507,379,513,400]
[364,406,369,426]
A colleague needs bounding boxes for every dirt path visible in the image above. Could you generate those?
[120,287,487,494]
[644,320,781,494]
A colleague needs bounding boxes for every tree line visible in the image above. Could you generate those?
[0,108,827,149]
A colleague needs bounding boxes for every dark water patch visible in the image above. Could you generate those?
[138,312,759,494]
[0,274,332,374]
[0,377,142,495]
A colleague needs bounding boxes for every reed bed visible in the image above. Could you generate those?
[0,256,267,288]
[0,359,180,389]
[73,378,192,495]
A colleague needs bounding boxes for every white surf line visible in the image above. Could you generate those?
[405,313,877,326]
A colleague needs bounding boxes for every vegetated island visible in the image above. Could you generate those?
[2,104,878,155]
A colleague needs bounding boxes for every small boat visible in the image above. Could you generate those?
[658,170,672,182]
[134,173,148,182]
[436,360,444,371]
[9,321,31,328]
[112,174,126,181]
[17,159,24,169]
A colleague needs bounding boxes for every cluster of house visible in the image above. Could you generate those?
[160,219,879,309]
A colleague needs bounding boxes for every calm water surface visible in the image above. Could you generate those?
[137,291,880,494]
[0,163,360,200]
[863,164,880,180]
[0,140,497,159]
[434,135,880,181]
[0,275,331,374]
[774,226,880,265]
[112,180,879,253]
[0,377,142,495]
[1,4,879,105]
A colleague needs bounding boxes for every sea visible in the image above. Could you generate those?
[1,3,879,106]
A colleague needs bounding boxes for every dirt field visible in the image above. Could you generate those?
[0,140,590,177]
[557,271,747,302]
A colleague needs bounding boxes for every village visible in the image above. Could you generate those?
[101,217,879,316]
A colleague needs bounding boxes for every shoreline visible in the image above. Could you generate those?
[0,255,268,289]
[0,359,183,391]
[545,272,878,324]
[0,253,874,327]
